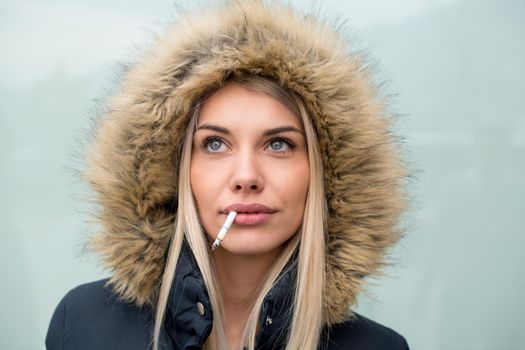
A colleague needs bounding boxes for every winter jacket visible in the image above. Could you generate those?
[46,240,409,349]
[46,0,411,349]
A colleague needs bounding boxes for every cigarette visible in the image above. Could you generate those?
[211,211,237,250]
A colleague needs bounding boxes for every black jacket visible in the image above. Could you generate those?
[46,242,409,350]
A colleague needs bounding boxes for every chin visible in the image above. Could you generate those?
[219,233,287,257]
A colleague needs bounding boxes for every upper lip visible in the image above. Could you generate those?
[222,203,277,214]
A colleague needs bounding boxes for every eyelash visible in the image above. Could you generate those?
[201,135,296,154]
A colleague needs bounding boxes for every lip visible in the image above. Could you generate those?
[233,212,273,225]
[222,203,277,214]
[222,203,277,226]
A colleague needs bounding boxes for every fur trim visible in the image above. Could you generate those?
[81,0,410,326]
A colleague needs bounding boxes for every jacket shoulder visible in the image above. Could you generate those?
[322,312,409,350]
[46,278,153,350]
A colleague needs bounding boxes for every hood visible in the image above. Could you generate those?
[81,0,410,326]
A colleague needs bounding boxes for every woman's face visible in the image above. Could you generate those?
[190,82,309,257]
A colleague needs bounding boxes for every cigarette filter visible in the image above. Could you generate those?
[211,211,237,250]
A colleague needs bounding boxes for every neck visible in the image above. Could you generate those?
[210,247,281,349]
[211,248,281,308]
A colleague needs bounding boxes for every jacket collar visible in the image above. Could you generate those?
[165,240,297,350]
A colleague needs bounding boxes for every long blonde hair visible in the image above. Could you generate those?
[153,76,327,350]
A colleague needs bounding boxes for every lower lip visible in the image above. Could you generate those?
[232,213,273,225]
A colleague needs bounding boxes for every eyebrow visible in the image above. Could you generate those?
[196,123,304,136]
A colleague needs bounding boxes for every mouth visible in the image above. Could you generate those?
[222,203,277,226]
[222,203,277,215]
[231,212,273,225]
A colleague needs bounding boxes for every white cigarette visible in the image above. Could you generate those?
[212,211,237,250]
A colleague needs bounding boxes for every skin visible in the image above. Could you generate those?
[190,82,309,349]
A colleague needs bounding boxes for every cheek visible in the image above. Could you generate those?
[190,158,233,237]
[190,160,216,207]
[274,159,309,209]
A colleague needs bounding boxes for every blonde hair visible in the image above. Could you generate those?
[153,76,327,350]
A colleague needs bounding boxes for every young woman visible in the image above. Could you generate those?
[46,1,411,349]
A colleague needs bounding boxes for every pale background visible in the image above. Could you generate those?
[1,0,524,349]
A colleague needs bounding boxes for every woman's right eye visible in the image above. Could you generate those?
[202,136,227,153]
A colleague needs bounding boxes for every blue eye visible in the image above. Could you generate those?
[202,136,226,153]
[268,138,294,153]
[270,140,285,150]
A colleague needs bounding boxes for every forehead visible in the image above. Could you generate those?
[196,82,303,129]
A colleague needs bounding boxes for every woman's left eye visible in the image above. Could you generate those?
[267,138,295,153]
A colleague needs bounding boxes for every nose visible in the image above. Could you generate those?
[229,149,264,193]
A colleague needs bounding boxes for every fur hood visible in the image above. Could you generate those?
[81,0,410,326]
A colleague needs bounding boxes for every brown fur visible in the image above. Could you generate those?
[81,0,410,326]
